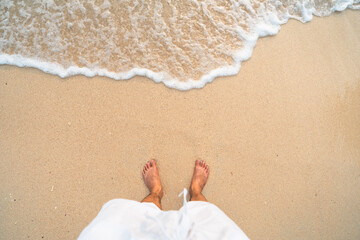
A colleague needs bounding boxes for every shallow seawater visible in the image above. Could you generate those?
[0,0,358,89]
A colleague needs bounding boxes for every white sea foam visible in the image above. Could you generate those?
[0,0,359,90]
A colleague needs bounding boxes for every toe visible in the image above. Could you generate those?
[150,159,155,167]
[196,159,201,166]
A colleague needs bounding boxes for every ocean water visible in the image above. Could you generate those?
[0,0,358,90]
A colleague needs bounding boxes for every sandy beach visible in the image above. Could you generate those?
[1,9,359,240]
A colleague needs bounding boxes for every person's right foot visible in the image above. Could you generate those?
[190,159,209,196]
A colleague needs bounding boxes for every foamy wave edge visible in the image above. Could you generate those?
[0,2,358,90]
[0,53,242,90]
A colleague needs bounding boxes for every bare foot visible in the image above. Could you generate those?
[142,159,163,198]
[190,159,209,197]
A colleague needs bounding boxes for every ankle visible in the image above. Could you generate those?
[190,186,201,197]
[151,187,163,199]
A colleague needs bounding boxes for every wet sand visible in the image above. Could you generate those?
[0,10,359,240]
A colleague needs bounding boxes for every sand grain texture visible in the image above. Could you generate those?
[0,10,360,240]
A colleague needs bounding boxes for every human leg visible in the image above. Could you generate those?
[189,159,209,202]
[141,159,163,209]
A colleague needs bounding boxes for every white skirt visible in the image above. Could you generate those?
[78,189,250,240]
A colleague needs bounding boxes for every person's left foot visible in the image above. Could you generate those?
[142,159,163,198]
[190,159,209,197]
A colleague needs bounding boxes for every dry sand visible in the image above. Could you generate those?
[1,9,359,240]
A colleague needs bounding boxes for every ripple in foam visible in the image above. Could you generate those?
[0,0,358,90]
